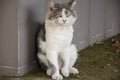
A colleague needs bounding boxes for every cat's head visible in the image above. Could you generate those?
[47,0,77,26]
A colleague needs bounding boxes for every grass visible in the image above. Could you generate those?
[0,34,120,80]
[75,34,120,80]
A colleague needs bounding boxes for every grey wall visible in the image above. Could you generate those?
[18,0,47,76]
[0,0,18,76]
[74,0,120,49]
[0,0,120,76]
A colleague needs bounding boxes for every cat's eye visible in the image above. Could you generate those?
[60,15,62,17]
[66,12,71,17]
[66,15,69,17]
[67,14,71,17]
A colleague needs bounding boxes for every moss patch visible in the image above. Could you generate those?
[75,34,120,80]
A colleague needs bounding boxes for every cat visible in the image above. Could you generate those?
[37,0,79,80]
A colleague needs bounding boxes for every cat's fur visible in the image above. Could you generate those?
[37,0,79,80]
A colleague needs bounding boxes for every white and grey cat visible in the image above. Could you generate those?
[37,0,79,80]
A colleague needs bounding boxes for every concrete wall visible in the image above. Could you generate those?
[0,0,120,76]
[74,0,120,49]
[0,0,18,76]
[18,0,47,76]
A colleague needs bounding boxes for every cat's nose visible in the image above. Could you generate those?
[63,20,67,23]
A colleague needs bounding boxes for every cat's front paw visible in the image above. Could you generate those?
[52,73,63,80]
[69,67,79,74]
[61,68,69,77]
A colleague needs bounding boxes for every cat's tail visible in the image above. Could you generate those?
[37,52,49,67]
[39,40,46,53]
[37,40,49,68]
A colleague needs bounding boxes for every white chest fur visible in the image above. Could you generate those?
[45,20,74,51]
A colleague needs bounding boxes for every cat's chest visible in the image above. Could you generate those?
[45,25,73,45]
[46,25,73,40]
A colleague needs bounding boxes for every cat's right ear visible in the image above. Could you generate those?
[48,0,56,11]
[68,0,76,9]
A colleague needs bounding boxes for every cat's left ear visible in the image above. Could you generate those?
[68,0,76,9]
[48,0,56,11]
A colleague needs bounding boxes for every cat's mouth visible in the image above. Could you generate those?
[56,21,67,25]
[62,22,67,24]
[60,21,68,25]
[58,22,67,25]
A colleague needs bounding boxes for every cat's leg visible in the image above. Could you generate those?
[69,44,79,74]
[46,67,52,76]
[46,49,63,80]
[47,60,58,76]
[37,53,49,68]
[37,52,52,76]
[38,41,53,76]
[60,47,70,77]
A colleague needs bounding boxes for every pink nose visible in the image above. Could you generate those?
[63,20,66,23]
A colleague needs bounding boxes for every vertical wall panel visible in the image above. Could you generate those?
[0,0,18,76]
[105,0,116,38]
[73,0,90,49]
[90,0,106,44]
[112,0,120,34]
[106,0,114,29]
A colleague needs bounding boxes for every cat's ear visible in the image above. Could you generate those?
[48,0,56,11]
[68,0,76,9]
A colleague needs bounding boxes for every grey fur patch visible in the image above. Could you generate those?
[38,48,46,55]
[48,3,76,20]
[37,24,46,57]
[38,24,46,41]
